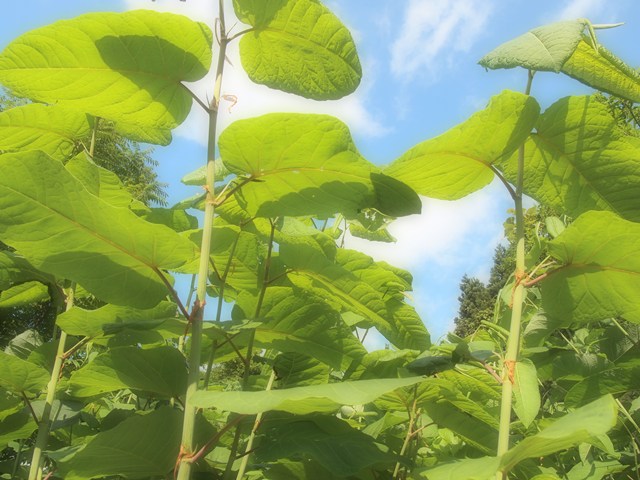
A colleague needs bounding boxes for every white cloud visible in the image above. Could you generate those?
[344,182,506,271]
[390,0,493,80]
[124,0,388,145]
[555,0,607,20]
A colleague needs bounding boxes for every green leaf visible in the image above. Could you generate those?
[256,415,395,476]
[0,10,212,144]
[234,0,361,100]
[498,96,640,222]
[479,20,587,72]
[57,301,177,339]
[562,37,640,103]
[0,281,49,309]
[0,411,37,449]
[219,113,407,218]
[541,211,640,324]
[284,247,430,351]
[0,388,23,421]
[140,207,199,232]
[274,353,330,387]
[180,159,230,186]
[512,358,541,428]
[0,151,198,308]
[0,104,91,159]
[385,91,539,200]
[415,456,500,480]
[0,350,49,395]
[60,407,181,480]
[192,376,427,414]
[0,251,55,291]
[564,360,640,406]
[566,459,627,480]
[68,346,187,398]
[4,330,44,361]
[234,287,366,370]
[500,395,618,471]
[65,153,135,209]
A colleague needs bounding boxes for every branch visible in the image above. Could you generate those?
[21,392,39,423]
[152,267,190,319]
[181,83,210,114]
[490,165,517,201]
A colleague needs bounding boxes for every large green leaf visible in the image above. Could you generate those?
[0,151,198,308]
[564,358,640,407]
[0,10,212,145]
[416,456,500,480]
[233,0,361,100]
[57,301,177,339]
[479,21,640,103]
[68,346,187,398]
[274,352,330,387]
[0,411,37,449]
[283,246,430,351]
[60,407,181,480]
[479,21,587,72]
[562,37,640,103]
[234,287,366,370]
[65,153,136,208]
[0,251,55,291]
[0,103,91,159]
[541,211,640,324]
[0,281,49,309]
[384,91,539,200]
[498,96,640,221]
[192,376,427,414]
[256,415,395,476]
[512,358,541,428]
[218,113,418,218]
[0,350,49,395]
[500,395,618,471]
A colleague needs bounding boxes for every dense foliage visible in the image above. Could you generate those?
[0,4,639,480]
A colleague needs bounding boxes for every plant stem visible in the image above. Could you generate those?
[28,287,74,480]
[224,220,276,479]
[393,386,419,479]
[11,439,23,480]
[496,70,534,480]
[176,3,228,479]
[235,369,276,480]
[204,229,242,389]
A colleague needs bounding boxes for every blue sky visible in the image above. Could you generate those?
[2,0,639,345]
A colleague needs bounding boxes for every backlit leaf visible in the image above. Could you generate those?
[68,346,187,398]
[385,91,539,200]
[57,301,177,339]
[0,151,198,308]
[234,0,361,99]
[0,350,49,395]
[0,103,91,159]
[60,407,182,480]
[192,376,427,414]
[500,395,618,471]
[498,96,640,222]
[0,411,37,449]
[479,21,587,72]
[0,10,212,144]
[541,211,640,324]
[562,38,640,102]
[0,281,49,309]
[219,113,417,218]
[512,358,541,428]
[415,456,500,480]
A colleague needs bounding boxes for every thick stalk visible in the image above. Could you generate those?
[28,289,73,480]
[176,3,228,479]
[496,71,534,479]
[234,370,276,480]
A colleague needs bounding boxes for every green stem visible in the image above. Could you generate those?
[176,3,228,479]
[11,439,23,480]
[204,230,242,389]
[28,287,74,480]
[496,70,534,480]
[235,370,276,480]
[393,387,418,479]
[224,221,276,479]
